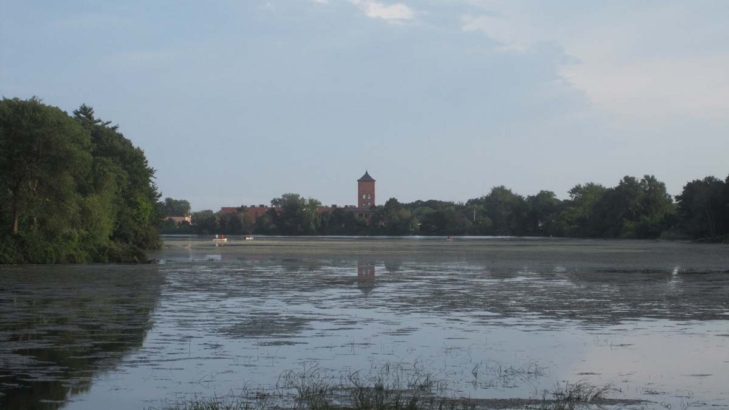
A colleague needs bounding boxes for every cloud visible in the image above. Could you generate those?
[351,0,414,21]
[461,14,531,52]
[461,1,729,124]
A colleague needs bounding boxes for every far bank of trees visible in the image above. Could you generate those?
[164,175,729,241]
[0,97,162,263]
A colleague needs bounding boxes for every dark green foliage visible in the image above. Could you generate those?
[160,197,191,217]
[320,208,362,235]
[254,208,279,235]
[468,186,527,235]
[164,171,726,240]
[675,176,729,239]
[191,210,217,235]
[556,176,676,239]
[74,104,162,251]
[554,183,608,237]
[218,208,255,235]
[246,173,725,240]
[0,98,162,263]
[271,193,322,235]
[418,206,460,235]
[524,191,562,236]
[370,198,418,235]
[0,97,91,238]
[160,218,194,234]
[158,181,723,241]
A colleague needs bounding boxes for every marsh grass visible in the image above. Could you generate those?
[526,381,619,410]
[549,381,616,402]
[154,365,618,410]
[152,362,470,410]
[154,395,264,410]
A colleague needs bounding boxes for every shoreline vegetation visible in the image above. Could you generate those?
[1,96,727,264]
[162,181,729,244]
[0,97,162,264]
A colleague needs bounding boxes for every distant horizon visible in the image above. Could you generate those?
[187,169,725,213]
[3,1,727,211]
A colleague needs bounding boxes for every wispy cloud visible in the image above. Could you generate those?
[461,14,530,52]
[351,0,414,21]
[461,1,729,124]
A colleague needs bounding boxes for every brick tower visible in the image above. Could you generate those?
[357,171,376,208]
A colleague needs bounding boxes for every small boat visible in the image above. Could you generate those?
[245,236,254,241]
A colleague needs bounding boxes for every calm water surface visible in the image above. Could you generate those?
[1,237,728,409]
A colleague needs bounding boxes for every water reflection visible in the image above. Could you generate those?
[384,259,402,273]
[4,238,727,409]
[357,261,376,296]
[0,265,163,410]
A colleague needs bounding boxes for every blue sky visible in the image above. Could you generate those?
[2,0,728,210]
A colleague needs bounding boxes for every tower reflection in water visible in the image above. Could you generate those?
[357,261,375,296]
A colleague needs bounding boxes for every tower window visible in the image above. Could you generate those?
[362,194,366,199]
[367,195,371,199]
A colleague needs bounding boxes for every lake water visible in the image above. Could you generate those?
[1,237,728,409]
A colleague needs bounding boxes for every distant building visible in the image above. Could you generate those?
[355,171,376,219]
[166,216,192,225]
[357,171,376,208]
[220,171,377,219]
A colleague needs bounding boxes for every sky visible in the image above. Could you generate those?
[1,0,728,211]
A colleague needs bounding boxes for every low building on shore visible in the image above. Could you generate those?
[165,215,192,225]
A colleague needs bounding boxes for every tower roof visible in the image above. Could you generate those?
[358,171,375,182]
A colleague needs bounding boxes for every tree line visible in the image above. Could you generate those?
[164,175,729,241]
[0,97,162,263]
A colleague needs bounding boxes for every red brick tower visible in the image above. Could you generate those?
[357,171,376,208]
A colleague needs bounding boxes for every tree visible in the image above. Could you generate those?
[0,97,91,236]
[0,98,161,263]
[191,210,217,234]
[676,177,727,239]
[303,198,323,234]
[218,207,255,235]
[161,198,191,216]
[584,176,675,238]
[469,186,526,236]
[556,183,608,237]
[255,208,279,234]
[631,175,675,238]
[469,204,485,223]
[371,198,418,235]
[320,208,359,235]
[525,191,562,236]
[422,206,460,235]
[74,104,162,251]
[270,193,322,235]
